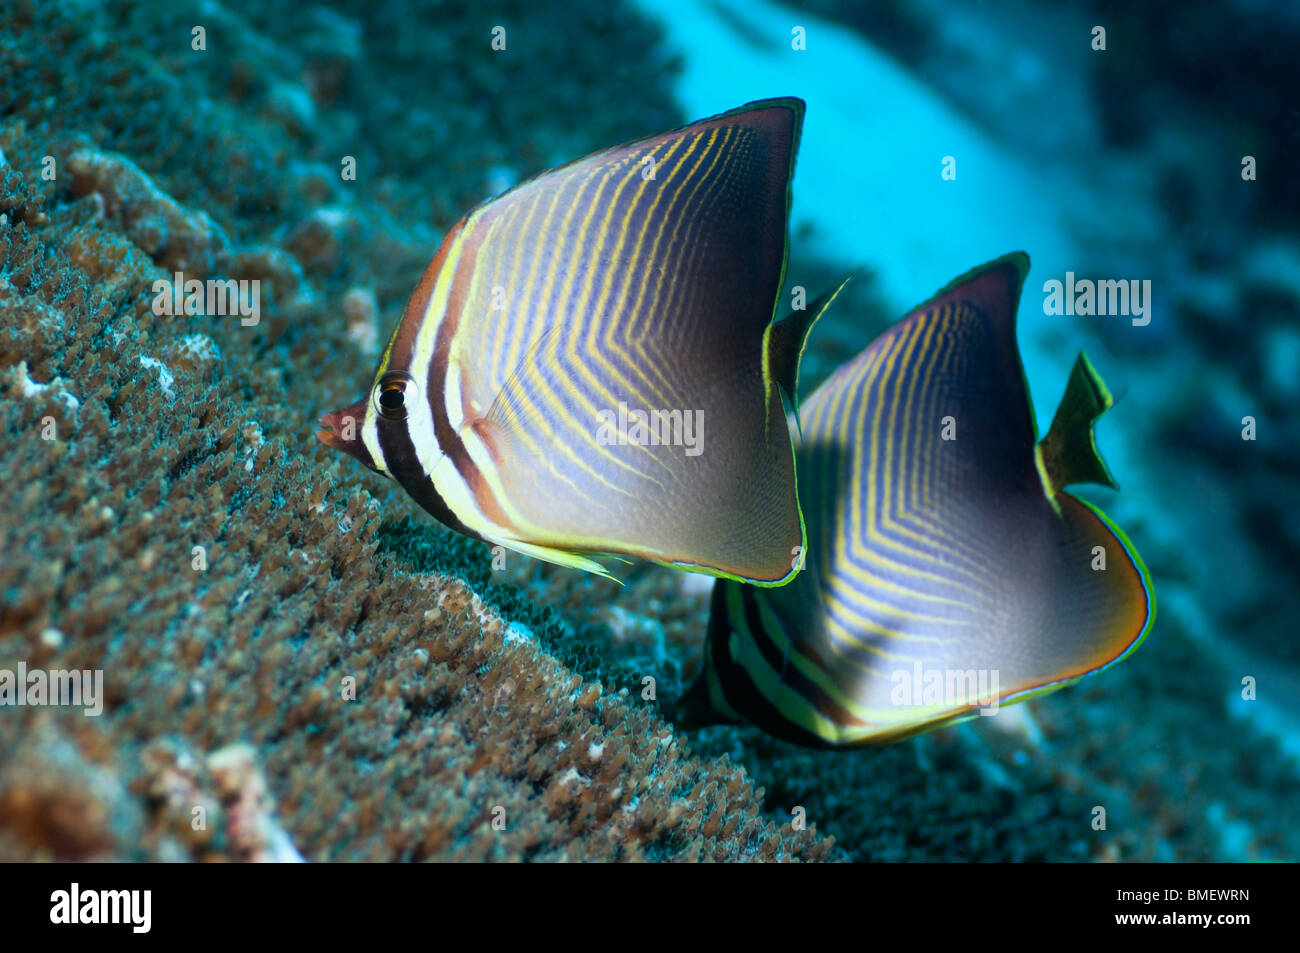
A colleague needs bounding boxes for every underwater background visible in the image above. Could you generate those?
[0,0,1296,861]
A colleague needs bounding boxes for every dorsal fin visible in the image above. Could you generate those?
[1036,350,1120,497]
[766,275,852,429]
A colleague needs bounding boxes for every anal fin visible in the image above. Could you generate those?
[485,534,622,583]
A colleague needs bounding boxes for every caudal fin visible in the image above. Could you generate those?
[766,276,853,431]
[1036,350,1120,496]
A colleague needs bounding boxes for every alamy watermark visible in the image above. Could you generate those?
[50,883,150,933]
[1042,272,1151,326]
[596,402,704,457]
[889,661,1000,714]
[151,271,260,326]
[0,663,103,716]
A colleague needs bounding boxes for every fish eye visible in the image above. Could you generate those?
[374,372,415,420]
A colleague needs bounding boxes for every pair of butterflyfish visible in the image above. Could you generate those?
[318,99,1155,748]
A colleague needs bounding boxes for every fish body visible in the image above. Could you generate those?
[679,253,1155,747]
[320,99,821,584]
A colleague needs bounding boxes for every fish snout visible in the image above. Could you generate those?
[316,398,380,472]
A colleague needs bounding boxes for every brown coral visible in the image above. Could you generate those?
[66,148,231,276]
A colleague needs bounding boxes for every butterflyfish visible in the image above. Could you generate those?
[677,252,1155,746]
[319,98,828,584]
